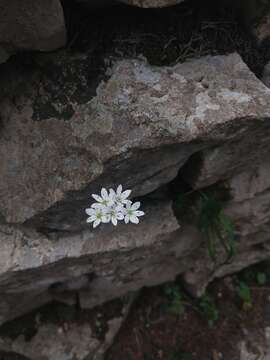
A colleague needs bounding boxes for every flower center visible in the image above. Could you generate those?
[96,212,102,219]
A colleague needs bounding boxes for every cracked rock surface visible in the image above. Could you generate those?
[1,52,270,337]
[1,53,270,231]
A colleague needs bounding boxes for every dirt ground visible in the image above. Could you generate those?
[106,263,270,360]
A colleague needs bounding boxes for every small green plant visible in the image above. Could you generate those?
[164,284,185,315]
[175,188,236,262]
[198,192,236,261]
[256,272,267,285]
[236,281,252,310]
[198,293,219,327]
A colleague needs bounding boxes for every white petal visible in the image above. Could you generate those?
[85,208,95,215]
[109,189,116,201]
[109,188,116,195]
[91,203,104,209]
[101,188,108,199]
[116,212,124,220]
[102,206,111,214]
[112,217,117,226]
[125,200,132,209]
[92,194,102,202]
[115,205,124,213]
[124,215,130,224]
[131,201,140,211]
[134,210,144,217]
[93,219,101,228]
[86,216,95,223]
[117,184,123,195]
[122,189,131,199]
[130,215,139,224]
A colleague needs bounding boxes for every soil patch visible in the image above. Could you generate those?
[106,262,270,360]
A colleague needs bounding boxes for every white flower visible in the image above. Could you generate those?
[123,200,145,224]
[109,185,131,206]
[85,207,110,228]
[106,204,124,226]
[91,188,114,208]
[86,185,144,227]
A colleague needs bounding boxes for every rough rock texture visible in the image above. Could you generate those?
[1,51,270,330]
[117,0,184,7]
[1,53,270,231]
[0,0,66,63]
[0,295,135,360]
[0,200,202,324]
[238,327,270,360]
[183,162,270,296]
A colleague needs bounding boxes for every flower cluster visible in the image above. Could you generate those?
[85,185,144,228]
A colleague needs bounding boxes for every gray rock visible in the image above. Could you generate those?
[1,51,270,327]
[1,53,270,231]
[0,0,66,57]
[0,200,202,324]
[183,246,270,297]
[181,116,270,190]
[0,295,135,360]
[183,163,270,296]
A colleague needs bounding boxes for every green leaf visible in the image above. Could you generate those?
[236,281,252,308]
[257,272,267,285]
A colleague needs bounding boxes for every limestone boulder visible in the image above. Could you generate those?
[0,295,135,360]
[1,53,270,231]
[0,200,202,324]
[183,163,270,296]
[1,51,270,323]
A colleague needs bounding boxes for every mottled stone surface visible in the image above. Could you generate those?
[183,246,270,297]
[181,119,270,190]
[1,51,270,330]
[0,295,135,360]
[0,200,201,324]
[0,0,66,62]
[183,163,270,296]
[1,53,270,231]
